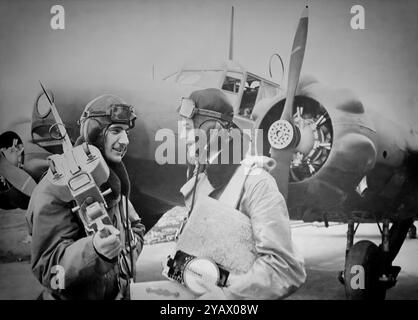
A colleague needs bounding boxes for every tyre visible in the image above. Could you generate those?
[344,240,386,300]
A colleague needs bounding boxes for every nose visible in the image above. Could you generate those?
[119,131,129,145]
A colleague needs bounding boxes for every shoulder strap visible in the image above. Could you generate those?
[218,165,252,209]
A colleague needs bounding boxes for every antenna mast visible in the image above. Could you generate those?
[228,6,234,60]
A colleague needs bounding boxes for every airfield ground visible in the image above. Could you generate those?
[1,207,417,300]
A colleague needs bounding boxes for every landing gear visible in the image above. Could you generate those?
[343,240,386,300]
[339,218,408,300]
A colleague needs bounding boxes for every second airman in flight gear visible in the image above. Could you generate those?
[27,94,145,300]
[176,88,306,299]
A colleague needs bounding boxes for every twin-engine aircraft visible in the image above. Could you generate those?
[3,6,417,300]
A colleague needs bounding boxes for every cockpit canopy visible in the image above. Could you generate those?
[164,61,282,118]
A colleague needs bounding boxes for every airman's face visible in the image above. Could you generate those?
[179,117,198,163]
[179,118,196,147]
[179,117,227,165]
[104,124,130,163]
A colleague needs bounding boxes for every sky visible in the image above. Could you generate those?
[0,0,417,130]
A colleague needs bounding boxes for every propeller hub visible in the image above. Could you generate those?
[268,120,300,150]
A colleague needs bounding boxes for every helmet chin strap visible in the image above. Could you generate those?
[207,149,222,165]
[120,147,127,158]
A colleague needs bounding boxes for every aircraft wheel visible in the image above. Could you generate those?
[344,240,386,300]
[408,225,416,239]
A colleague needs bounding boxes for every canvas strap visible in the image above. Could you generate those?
[218,164,253,209]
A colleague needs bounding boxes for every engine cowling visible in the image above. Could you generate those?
[252,79,378,216]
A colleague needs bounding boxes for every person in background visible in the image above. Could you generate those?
[0,131,36,210]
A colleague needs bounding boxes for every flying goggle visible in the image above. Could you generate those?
[81,104,137,128]
[178,97,233,124]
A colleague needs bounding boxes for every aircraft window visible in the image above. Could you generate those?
[249,80,259,89]
[238,78,260,118]
[176,70,222,87]
[259,82,279,100]
[222,74,241,94]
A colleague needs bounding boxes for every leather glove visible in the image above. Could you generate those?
[93,225,121,260]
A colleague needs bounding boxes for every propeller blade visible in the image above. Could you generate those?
[281,6,308,121]
[269,7,309,200]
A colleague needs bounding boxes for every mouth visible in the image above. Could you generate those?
[112,144,126,154]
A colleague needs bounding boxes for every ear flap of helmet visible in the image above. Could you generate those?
[80,117,107,150]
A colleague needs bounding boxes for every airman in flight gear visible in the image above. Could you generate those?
[27,94,145,299]
[176,88,306,299]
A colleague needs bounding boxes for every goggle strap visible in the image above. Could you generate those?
[81,105,136,125]
[82,111,109,118]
